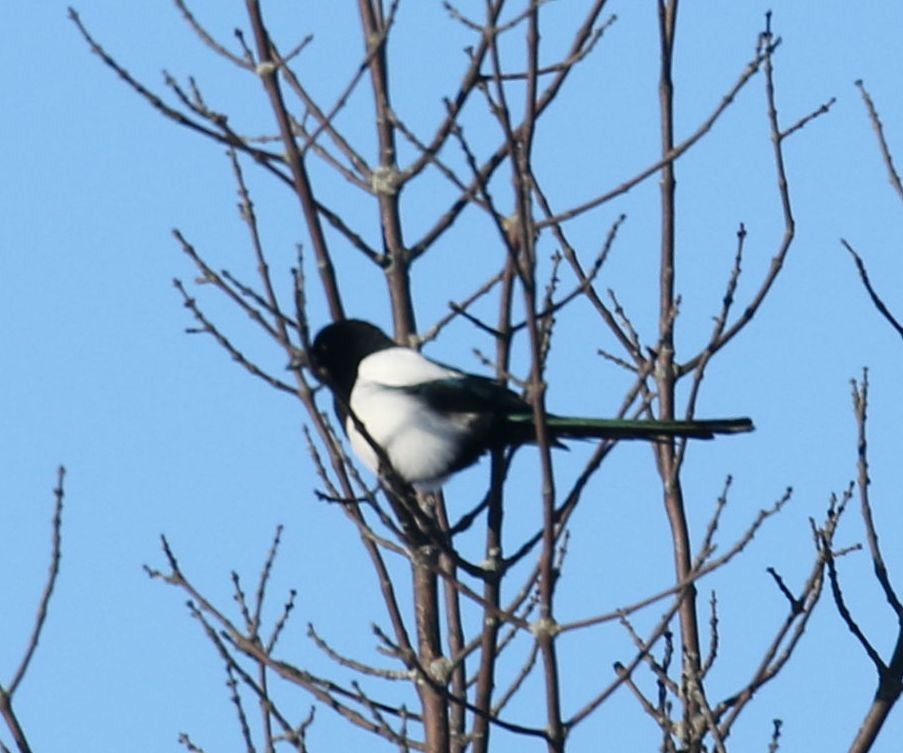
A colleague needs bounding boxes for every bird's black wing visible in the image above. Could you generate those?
[397,374,530,416]
[390,375,534,474]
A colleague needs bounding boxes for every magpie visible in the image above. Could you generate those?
[311,319,754,490]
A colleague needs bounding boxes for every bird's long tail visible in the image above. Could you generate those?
[507,415,754,441]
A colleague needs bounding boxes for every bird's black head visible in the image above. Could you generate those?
[311,319,396,400]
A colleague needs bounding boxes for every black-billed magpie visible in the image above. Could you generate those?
[311,319,753,489]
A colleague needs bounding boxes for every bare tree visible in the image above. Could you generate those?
[65,3,862,752]
[830,80,903,753]
[826,372,903,753]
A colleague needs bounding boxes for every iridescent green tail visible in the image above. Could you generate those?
[507,415,754,441]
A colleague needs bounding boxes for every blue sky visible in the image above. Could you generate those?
[3,3,903,752]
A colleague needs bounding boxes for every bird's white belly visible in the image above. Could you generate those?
[347,383,467,489]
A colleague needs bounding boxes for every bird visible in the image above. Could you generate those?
[310,319,754,490]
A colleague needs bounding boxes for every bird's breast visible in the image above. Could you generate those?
[347,381,476,488]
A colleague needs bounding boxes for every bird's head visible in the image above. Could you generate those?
[310,319,396,399]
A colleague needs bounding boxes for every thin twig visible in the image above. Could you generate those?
[842,239,903,341]
[8,467,66,696]
[855,79,903,202]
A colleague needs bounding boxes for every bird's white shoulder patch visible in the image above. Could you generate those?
[346,347,469,487]
[356,347,459,386]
